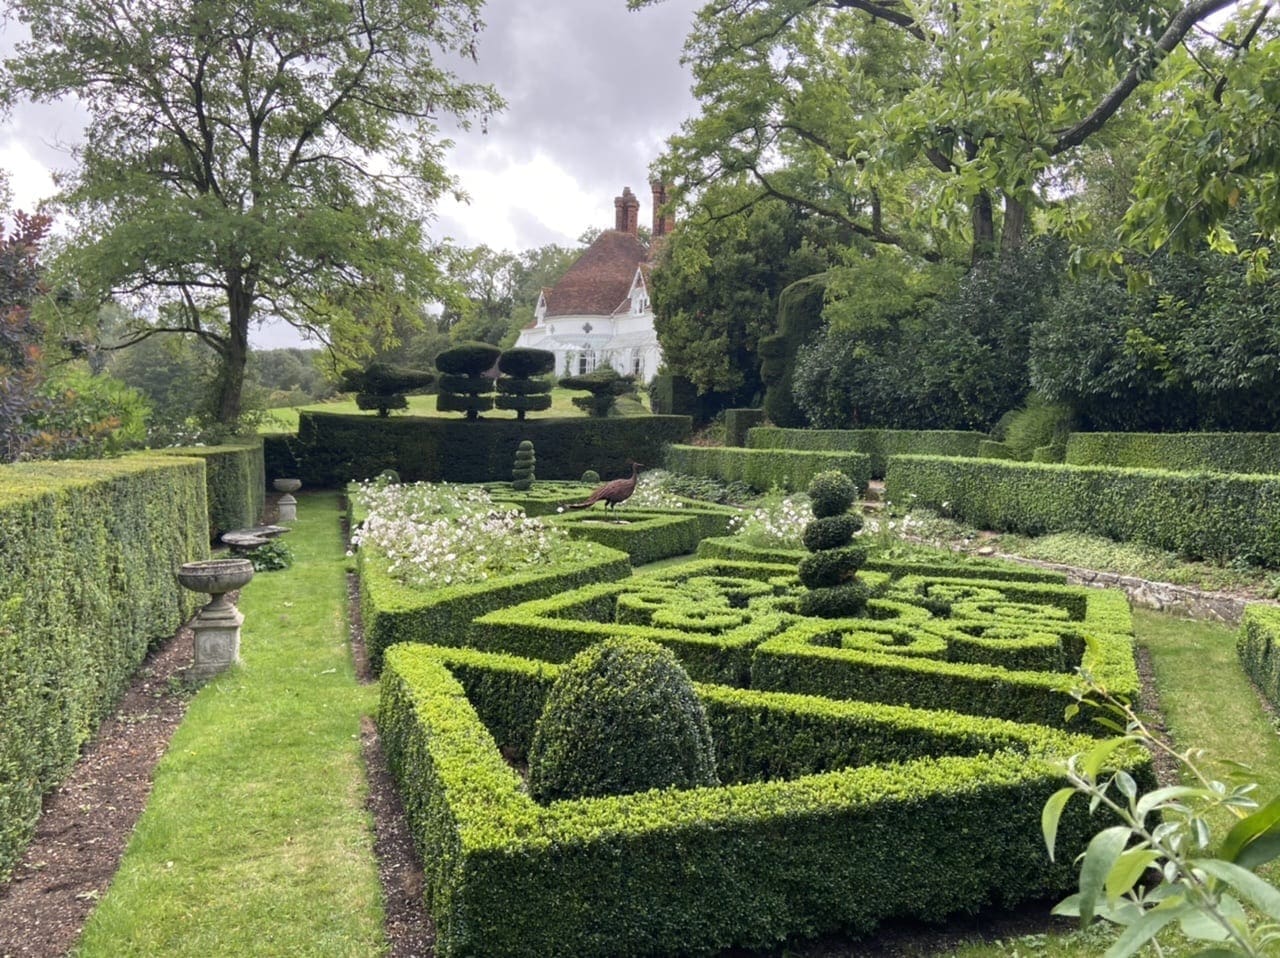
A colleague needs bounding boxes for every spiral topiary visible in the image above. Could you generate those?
[512,439,536,491]
[797,470,867,617]
[527,636,719,803]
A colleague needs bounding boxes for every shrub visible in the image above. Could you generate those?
[511,440,536,491]
[1238,604,1280,710]
[496,348,555,420]
[559,367,636,418]
[664,445,871,494]
[807,469,857,517]
[1001,395,1075,461]
[747,428,985,479]
[798,545,869,588]
[803,514,863,552]
[340,362,435,417]
[797,581,871,618]
[527,637,718,803]
[581,470,600,483]
[435,342,500,420]
[498,347,556,379]
[1065,432,1280,474]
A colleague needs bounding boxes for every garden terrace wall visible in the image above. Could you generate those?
[664,444,872,493]
[1066,432,1280,474]
[747,428,985,478]
[885,455,1280,567]
[0,455,209,879]
[379,643,1151,958]
[157,440,265,540]
[1238,605,1280,709]
[264,412,692,487]
[358,540,632,672]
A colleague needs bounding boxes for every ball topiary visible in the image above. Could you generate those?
[527,636,719,803]
[802,513,864,553]
[807,470,857,518]
[581,470,600,483]
[798,544,869,589]
[797,580,870,618]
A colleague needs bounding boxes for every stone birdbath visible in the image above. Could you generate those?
[177,558,255,679]
[274,478,302,522]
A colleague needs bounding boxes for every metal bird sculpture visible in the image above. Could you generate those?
[568,462,643,511]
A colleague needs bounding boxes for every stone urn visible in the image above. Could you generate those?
[177,558,255,679]
[273,478,302,521]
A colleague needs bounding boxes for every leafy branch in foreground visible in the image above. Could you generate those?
[1043,675,1280,957]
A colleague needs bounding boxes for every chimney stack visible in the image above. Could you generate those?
[614,186,640,234]
[651,182,675,238]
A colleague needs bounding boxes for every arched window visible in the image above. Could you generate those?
[578,348,595,375]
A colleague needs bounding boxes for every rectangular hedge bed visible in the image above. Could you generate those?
[380,643,1152,958]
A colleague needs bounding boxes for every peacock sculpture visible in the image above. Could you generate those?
[567,462,643,511]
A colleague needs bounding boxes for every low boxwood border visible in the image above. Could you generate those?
[1066,432,1280,474]
[1238,604,1280,709]
[747,428,984,478]
[379,643,1151,958]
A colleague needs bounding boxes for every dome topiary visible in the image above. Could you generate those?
[498,347,556,378]
[435,341,502,376]
[802,513,864,552]
[527,636,719,803]
[581,469,600,483]
[807,470,857,518]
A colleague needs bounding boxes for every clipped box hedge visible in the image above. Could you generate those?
[379,643,1151,958]
[265,412,692,487]
[0,455,209,879]
[158,440,265,540]
[724,408,766,447]
[885,455,1280,566]
[1066,432,1280,474]
[664,444,872,493]
[358,540,632,672]
[549,507,736,565]
[747,427,985,478]
[1238,604,1280,709]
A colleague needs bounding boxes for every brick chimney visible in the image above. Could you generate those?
[651,182,675,238]
[613,186,640,234]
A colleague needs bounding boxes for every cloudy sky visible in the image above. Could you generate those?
[0,0,703,346]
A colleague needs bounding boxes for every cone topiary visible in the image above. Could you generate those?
[435,341,501,419]
[512,439,536,491]
[527,636,719,803]
[496,347,555,420]
[797,469,868,617]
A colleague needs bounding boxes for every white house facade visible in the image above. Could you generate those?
[513,185,670,383]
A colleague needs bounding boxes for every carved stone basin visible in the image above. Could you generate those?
[177,558,255,612]
[273,478,302,493]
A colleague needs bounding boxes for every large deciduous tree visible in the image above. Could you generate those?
[634,0,1268,263]
[1,0,502,424]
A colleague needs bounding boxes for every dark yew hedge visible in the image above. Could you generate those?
[263,412,692,487]
[747,427,985,478]
[0,455,209,879]
[1065,432,1280,475]
[158,440,264,541]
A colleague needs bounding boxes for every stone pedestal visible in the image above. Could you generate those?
[277,493,298,522]
[189,603,244,680]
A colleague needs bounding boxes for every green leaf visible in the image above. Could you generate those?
[1080,826,1133,926]
[1219,795,1280,870]
[1101,904,1184,958]
[1081,738,1128,779]
[1192,858,1280,921]
[1136,786,1205,822]
[1106,847,1159,902]
[1043,787,1077,862]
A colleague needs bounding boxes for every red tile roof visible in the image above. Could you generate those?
[543,230,648,318]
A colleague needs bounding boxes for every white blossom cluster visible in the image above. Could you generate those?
[619,469,687,510]
[733,493,813,549]
[350,480,572,588]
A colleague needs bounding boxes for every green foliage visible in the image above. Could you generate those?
[1066,432,1280,475]
[1001,396,1076,462]
[886,455,1280,567]
[511,440,535,491]
[435,342,502,376]
[806,469,857,518]
[724,408,765,447]
[0,210,51,462]
[649,184,836,404]
[266,410,691,487]
[978,439,1017,460]
[559,367,636,418]
[1044,676,1280,957]
[527,637,718,803]
[1238,605,1280,711]
[5,0,501,423]
[762,272,829,427]
[0,454,208,879]
[665,444,871,494]
[245,537,292,572]
[797,545,869,589]
[340,362,435,418]
[748,426,985,479]
[31,363,150,458]
[796,580,871,618]
[581,470,600,484]
[498,347,555,379]
[156,441,265,541]
[550,507,735,566]
[802,514,863,552]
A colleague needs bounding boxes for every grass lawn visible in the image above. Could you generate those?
[261,387,651,434]
[75,492,384,958]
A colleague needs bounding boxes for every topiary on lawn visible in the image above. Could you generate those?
[528,636,719,803]
[559,367,637,418]
[496,347,556,420]
[340,362,435,417]
[435,341,501,419]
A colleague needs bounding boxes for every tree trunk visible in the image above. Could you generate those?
[971,189,996,264]
[216,273,253,424]
[1001,194,1028,253]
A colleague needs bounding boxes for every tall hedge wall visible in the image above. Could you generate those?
[664,445,872,493]
[747,428,985,478]
[1065,432,1280,474]
[1238,605,1280,710]
[885,455,1280,566]
[724,408,766,447]
[158,441,265,540]
[0,455,209,879]
[264,412,691,487]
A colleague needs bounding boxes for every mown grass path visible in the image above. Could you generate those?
[76,492,384,957]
